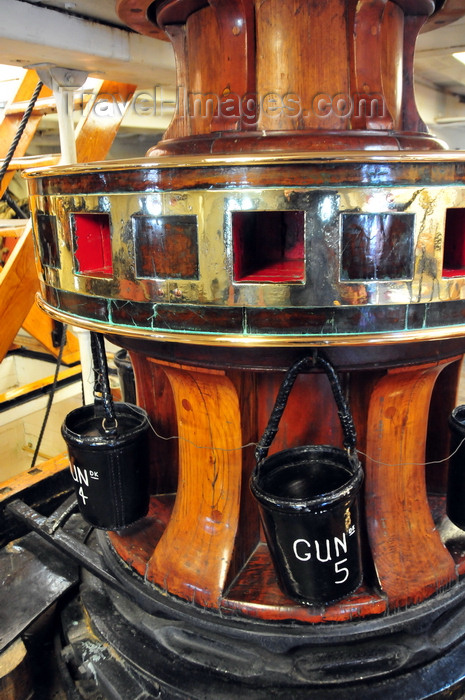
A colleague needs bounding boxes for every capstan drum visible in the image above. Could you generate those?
[24,1,465,697]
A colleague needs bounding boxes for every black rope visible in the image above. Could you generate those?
[90,331,117,433]
[316,352,357,450]
[0,79,43,190]
[1,189,28,218]
[29,324,68,470]
[255,350,357,464]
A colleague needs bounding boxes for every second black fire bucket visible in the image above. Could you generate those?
[250,353,364,606]
[62,332,150,530]
[62,402,150,530]
[447,405,465,530]
[114,349,137,405]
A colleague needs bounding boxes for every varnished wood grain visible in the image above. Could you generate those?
[160,25,190,142]
[401,14,429,133]
[0,74,44,354]
[426,358,462,494]
[422,0,465,31]
[32,0,465,628]
[256,0,349,132]
[130,353,179,495]
[256,371,345,458]
[0,224,40,363]
[146,362,243,607]
[74,81,136,163]
[123,0,449,154]
[108,496,175,577]
[365,361,457,608]
[184,2,254,134]
[352,0,394,131]
[30,156,465,198]
[223,368,260,587]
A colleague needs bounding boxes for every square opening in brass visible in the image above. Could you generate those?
[232,210,305,283]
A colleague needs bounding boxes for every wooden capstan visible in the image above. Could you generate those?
[23,0,465,696]
[119,0,443,153]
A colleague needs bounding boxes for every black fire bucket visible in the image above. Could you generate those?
[447,405,465,530]
[250,352,364,605]
[62,333,150,530]
[114,349,136,405]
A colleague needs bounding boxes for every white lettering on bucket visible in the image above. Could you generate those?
[292,533,353,584]
[70,463,90,505]
[293,539,312,561]
[78,486,89,505]
[334,533,348,558]
[315,539,332,562]
[293,534,350,562]
[334,558,349,584]
[70,462,89,486]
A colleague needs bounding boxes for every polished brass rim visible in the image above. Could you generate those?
[23,149,465,179]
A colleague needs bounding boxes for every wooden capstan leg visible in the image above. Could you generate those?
[146,362,243,608]
[365,361,457,608]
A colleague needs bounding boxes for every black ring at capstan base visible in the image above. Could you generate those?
[78,530,465,697]
[96,528,465,653]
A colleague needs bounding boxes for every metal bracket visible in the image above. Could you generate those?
[27,64,88,164]
[29,64,88,92]
[6,499,124,595]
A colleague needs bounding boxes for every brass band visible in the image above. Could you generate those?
[25,153,465,345]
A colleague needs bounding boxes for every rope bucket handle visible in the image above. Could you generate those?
[254,350,357,465]
[90,331,118,435]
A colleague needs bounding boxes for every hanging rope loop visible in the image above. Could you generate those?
[90,331,117,434]
[254,350,357,465]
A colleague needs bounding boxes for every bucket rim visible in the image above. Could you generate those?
[450,404,465,429]
[62,401,149,446]
[250,444,363,512]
